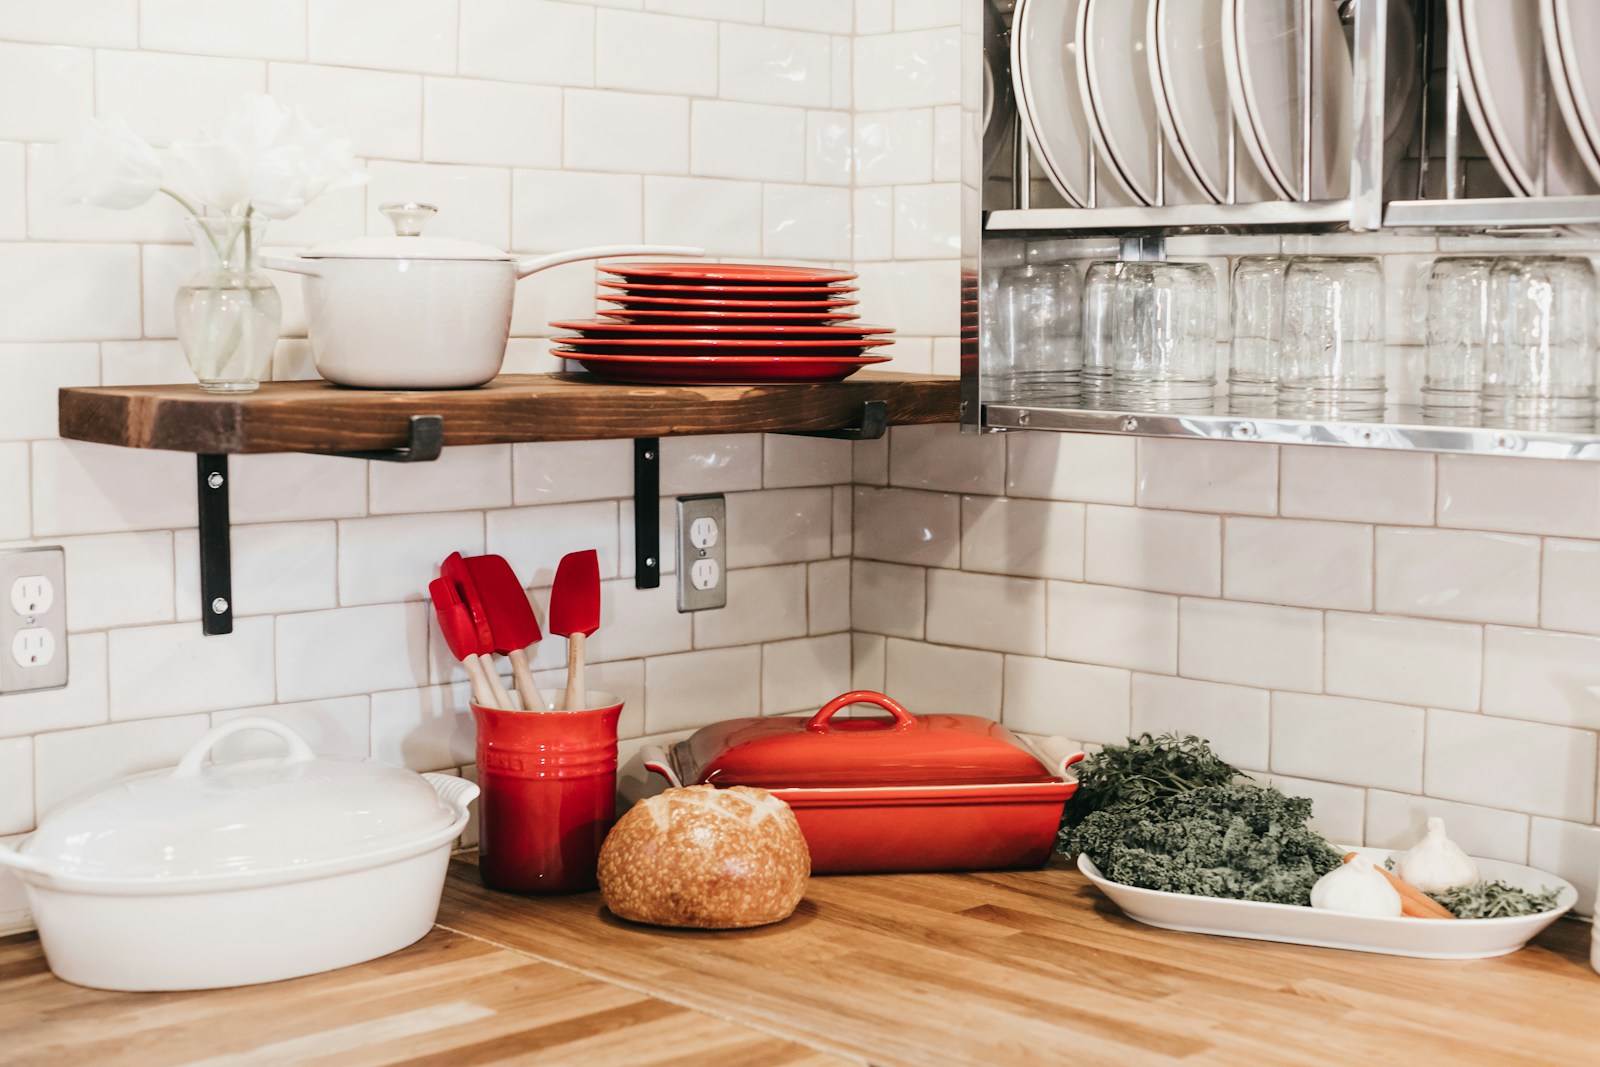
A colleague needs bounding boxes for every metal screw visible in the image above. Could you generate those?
[207,472,224,489]
[644,451,655,461]
[211,597,229,615]
[1121,416,1138,432]
[1017,410,1031,425]
[1231,422,1257,440]
[645,557,657,568]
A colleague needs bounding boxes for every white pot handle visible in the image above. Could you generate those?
[259,253,321,276]
[0,839,54,882]
[422,772,481,815]
[174,716,317,778]
[640,744,684,789]
[513,244,705,279]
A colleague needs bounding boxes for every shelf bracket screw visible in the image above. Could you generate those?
[211,597,230,615]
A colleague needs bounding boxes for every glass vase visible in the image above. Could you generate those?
[175,216,282,394]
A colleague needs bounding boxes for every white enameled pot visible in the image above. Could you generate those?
[262,203,701,389]
[0,717,479,992]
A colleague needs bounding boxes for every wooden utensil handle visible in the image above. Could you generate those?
[509,648,547,713]
[483,656,516,710]
[463,654,495,709]
[565,632,586,711]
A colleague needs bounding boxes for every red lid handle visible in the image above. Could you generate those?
[806,690,916,732]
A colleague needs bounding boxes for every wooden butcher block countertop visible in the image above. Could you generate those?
[3,856,1596,1066]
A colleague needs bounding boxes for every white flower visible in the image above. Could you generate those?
[55,116,164,209]
[165,139,253,216]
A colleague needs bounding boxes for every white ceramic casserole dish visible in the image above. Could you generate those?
[0,717,478,991]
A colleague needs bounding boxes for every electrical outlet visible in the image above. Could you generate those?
[0,547,68,695]
[676,494,727,612]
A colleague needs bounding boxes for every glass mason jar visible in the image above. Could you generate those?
[174,215,282,394]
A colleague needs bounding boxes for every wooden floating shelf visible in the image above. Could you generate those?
[58,371,960,456]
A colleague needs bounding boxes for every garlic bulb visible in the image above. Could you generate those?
[1310,855,1403,916]
[1396,817,1479,893]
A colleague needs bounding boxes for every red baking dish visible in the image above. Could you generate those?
[641,691,1083,874]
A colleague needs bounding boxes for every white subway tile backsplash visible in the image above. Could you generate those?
[0,142,21,241]
[0,243,141,342]
[459,0,596,87]
[95,50,264,145]
[763,435,851,488]
[0,634,108,739]
[651,0,761,19]
[369,445,512,514]
[339,512,484,606]
[1374,527,1540,626]
[363,161,511,249]
[1365,791,1530,864]
[1542,539,1600,637]
[0,443,25,541]
[661,434,763,494]
[211,697,371,761]
[25,145,188,243]
[806,110,853,185]
[1324,612,1481,711]
[0,43,92,143]
[1426,709,1597,822]
[1006,432,1137,506]
[597,9,718,95]
[1087,506,1221,597]
[511,259,598,336]
[852,631,886,690]
[513,439,633,505]
[725,488,833,568]
[694,563,808,648]
[1438,455,1600,538]
[279,602,431,702]
[644,175,762,256]
[59,531,174,630]
[1137,439,1277,516]
[925,569,1045,656]
[932,105,960,182]
[854,108,933,186]
[423,78,561,168]
[1179,598,1321,692]
[1271,692,1424,792]
[853,28,959,110]
[850,559,924,637]
[32,440,193,536]
[763,633,851,714]
[33,715,210,817]
[808,558,849,634]
[960,496,1084,581]
[0,3,136,48]
[370,683,476,772]
[645,645,761,733]
[766,0,852,33]
[1481,626,1600,731]
[719,23,833,107]
[100,340,192,387]
[831,35,852,109]
[1266,774,1366,846]
[1048,582,1178,675]
[486,500,619,588]
[889,423,1004,495]
[142,0,306,60]
[561,579,692,667]
[109,616,276,720]
[856,0,894,34]
[852,187,894,260]
[176,521,339,620]
[1132,674,1269,769]
[1003,656,1129,745]
[894,0,959,30]
[231,452,367,523]
[852,486,960,567]
[884,636,1001,716]
[1528,817,1600,915]
[762,184,851,261]
[0,347,93,441]
[893,184,959,260]
[308,0,456,74]
[0,739,31,835]
[853,259,959,336]
[513,170,643,251]
[1223,517,1372,611]
[565,90,689,174]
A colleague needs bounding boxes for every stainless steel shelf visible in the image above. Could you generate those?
[985,200,1357,237]
[984,400,1600,461]
[1384,196,1600,231]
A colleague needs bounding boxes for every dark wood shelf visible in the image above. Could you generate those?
[58,371,959,455]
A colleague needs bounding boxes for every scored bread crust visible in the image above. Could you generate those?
[598,784,811,929]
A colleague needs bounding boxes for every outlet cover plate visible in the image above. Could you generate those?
[676,494,727,612]
[0,546,68,694]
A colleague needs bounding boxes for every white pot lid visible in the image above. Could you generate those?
[300,202,513,261]
[22,718,459,881]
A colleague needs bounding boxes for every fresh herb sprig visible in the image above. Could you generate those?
[1427,881,1563,919]
[1061,732,1242,829]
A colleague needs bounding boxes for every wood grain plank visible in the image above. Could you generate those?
[57,372,959,454]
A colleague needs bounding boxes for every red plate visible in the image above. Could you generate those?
[599,280,857,297]
[598,308,860,324]
[551,319,893,338]
[601,294,859,310]
[563,352,890,384]
[598,262,857,285]
[553,336,894,352]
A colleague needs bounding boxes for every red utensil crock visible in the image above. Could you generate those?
[472,692,622,894]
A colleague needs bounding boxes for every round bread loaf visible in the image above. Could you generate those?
[598,784,810,929]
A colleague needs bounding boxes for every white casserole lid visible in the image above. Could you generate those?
[22,718,460,881]
[300,202,514,261]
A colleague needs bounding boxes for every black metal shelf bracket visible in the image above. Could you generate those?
[312,414,445,463]
[784,400,889,441]
[197,454,233,637]
[634,437,661,590]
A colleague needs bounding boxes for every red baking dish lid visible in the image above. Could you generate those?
[681,691,1059,789]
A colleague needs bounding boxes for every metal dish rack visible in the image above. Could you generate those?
[964,0,1600,459]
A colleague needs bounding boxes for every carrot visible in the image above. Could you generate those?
[1344,852,1457,920]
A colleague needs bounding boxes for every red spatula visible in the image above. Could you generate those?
[548,549,601,711]
[441,552,515,710]
[427,578,499,710]
[463,553,549,713]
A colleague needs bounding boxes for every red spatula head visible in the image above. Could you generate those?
[463,554,543,653]
[548,549,601,639]
[427,578,478,663]
[441,552,494,654]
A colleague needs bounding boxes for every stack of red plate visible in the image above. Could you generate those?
[551,262,895,384]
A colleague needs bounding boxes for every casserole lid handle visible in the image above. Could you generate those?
[806,690,916,733]
[173,716,317,778]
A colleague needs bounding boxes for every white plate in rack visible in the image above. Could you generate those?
[1079,846,1577,959]
[1542,0,1600,188]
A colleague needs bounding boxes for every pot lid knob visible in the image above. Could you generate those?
[379,201,438,237]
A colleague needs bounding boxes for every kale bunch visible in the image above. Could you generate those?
[1061,732,1241,830]
[1065,782,1345,905]
[1428,880,1564,919]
